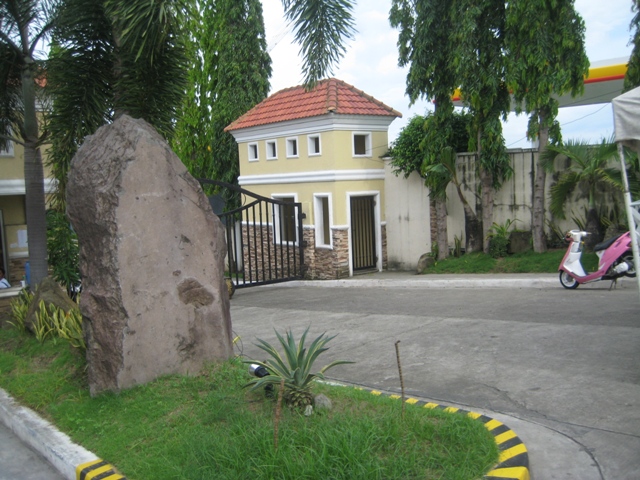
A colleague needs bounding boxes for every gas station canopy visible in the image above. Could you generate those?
[453,57,628,109]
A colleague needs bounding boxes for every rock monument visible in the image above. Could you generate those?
[67,115,233,396]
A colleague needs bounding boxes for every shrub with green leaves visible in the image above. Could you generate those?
[46,209,81,300]
[8,289,34,333]
[9,292,84,351]
[486,219,518,258]
[245,328,353,409]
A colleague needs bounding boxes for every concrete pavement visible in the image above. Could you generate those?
[1,272,638,479]
[231,272,640,480]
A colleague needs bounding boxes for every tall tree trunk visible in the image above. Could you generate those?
[532,112,549,253]
[435,197,448,260]
[479,167,494,254]
[22,62,48,286]
[464,203,483,253]
[453,183,482,253]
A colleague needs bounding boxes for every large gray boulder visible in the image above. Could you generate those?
[67,115,233,396]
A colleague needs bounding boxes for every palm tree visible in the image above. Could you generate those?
[47,0,357,209]
[46,0,189,209]
[541,137,623,248]
[0,0,56,286]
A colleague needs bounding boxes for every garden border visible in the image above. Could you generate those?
[363,388,530,480]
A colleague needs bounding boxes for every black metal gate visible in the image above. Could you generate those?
[350,195,377,271]
[199,180,305,288]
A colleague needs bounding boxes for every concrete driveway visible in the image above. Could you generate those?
[230,274,640,480]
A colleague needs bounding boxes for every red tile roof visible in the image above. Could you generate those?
[225,78,402,132]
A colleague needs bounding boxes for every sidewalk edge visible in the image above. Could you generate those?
[0,387,98,480]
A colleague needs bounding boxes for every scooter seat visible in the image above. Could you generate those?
[594,234,622,252]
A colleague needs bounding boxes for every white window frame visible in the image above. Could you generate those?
[314,194,333,249]
[352,132,372,157]
[248,142,259,162]
[307,134,321,156]
[0,140,14,157]
[272,194,299,245]
[286,137,299,158]
[266,140,278,160]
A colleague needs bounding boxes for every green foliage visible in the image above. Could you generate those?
[47,0,190,209]
[625,0,640,91]
[9,293,84,351]
[46,210,80,299]
[545,220,567,248]
[8,289,34,333]
[33,301,85,350]
[244,328,353,409]
[540,137,623,219]
[453,0,511,184]
[486,218,517,240]
[486,219,517,258]
[284,0,356,87]
[452,234,463,258]
[0,341,498,480]
[390,0,458,107]
[172,0,271,209]
[488,236,509,259]
[386,115,428,179]
[426,249,599,274]
[33,301,54,343]
[387,111,472,199]
[504,0,589,142]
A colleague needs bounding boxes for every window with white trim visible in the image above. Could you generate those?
[248,142,259,161]
[353,132,371,157]
[0,140,14,157]
[273,195,298,244]
[307,134,321,156]
[266,140,278,160]
[286,137,298,158]
[314,194,332,248]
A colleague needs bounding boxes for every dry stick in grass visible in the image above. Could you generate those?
[395,340,405,418]
[274,378,285,451]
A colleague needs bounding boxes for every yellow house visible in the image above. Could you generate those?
[225,78,400,279]
[0,137,53,286]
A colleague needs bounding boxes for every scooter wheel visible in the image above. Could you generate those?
[559,271,579,289]
[620,252,636,278]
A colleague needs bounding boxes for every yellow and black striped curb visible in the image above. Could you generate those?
[366,389,530,480]
[77,459,126,480]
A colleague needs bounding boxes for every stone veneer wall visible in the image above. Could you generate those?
[242,224,387,281]
[241,225,303,282]
[304,226,350,280]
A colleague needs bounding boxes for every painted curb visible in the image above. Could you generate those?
[76,459,126,480]
[0,388,126,480]
[364,389,530,480]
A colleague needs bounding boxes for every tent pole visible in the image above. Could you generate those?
[617,144,640,303]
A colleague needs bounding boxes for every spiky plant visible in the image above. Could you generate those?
[245,328,353,409]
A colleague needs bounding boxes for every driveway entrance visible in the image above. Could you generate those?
[230,277,640,480]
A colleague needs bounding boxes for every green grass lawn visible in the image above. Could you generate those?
[0,327,499,480]
[424,249,599,274]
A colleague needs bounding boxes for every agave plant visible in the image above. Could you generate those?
[245,328,353,409]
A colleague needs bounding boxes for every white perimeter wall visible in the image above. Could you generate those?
[384,148,619,271]
[384,161,431,271]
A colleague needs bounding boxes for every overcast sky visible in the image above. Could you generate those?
[262,0,636,148]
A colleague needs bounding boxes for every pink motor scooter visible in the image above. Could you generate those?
[559,230,636,289]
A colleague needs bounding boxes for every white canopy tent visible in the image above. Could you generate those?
[612,86,640,302]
